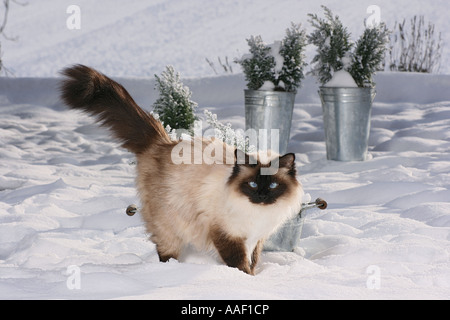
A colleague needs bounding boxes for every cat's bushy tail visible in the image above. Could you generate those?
[60,64,171,154]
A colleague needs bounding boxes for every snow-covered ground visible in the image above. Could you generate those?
[1,0,450,300]
[1,0,449,78]
[1,72,450,299]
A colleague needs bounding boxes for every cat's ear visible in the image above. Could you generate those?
[279,153,295,168]
[234,149,257,166]
[276,153,296,176]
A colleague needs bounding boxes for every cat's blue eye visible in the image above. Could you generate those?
[269,182,278,189]
[248,181,258,188]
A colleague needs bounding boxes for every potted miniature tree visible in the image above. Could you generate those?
[153,65,198,135]
[235,23,307,155]
[308,6,389,161]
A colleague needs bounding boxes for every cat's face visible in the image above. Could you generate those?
[228,150,299,205]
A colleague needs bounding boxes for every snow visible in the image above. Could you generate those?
[323,53,358,87]
[1,71,450,299]
[323,69,358,87]
[268,41,284,75]
[2,0,449,78]
[258,80,276,91]
[1,0,450,300]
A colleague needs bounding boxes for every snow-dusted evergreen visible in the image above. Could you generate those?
[307,6,353,86]
[235,35,274,91]
[235,23,307,92]
[203,109,255,153]
[350,23,390,87]
[308,6,389,87]
[153,65,198,133]
[152,67,254,151]
[278,23,308,92]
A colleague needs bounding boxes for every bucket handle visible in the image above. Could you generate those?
[370,90,377,102]
[298,198,327,218]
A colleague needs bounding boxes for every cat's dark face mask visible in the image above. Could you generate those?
[229,150,298,205]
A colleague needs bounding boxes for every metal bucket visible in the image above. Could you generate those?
[264,198,327,252]
[263,214,304,252]
[245,90,296,155]
[319,87,376,161]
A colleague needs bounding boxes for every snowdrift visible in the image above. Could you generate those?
[1,72,450,299]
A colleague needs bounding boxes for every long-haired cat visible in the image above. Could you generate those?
[60,65,303,275]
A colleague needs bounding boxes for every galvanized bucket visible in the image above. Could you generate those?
[319,87,376,161]
[264,214,304,252]
[264,198,327,252]
[245,90,296,155]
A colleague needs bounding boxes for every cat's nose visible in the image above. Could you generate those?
[258,194,268,201]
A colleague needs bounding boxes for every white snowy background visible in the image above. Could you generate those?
[1,0,449,299]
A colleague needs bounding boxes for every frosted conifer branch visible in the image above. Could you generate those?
[203,109,255,153]
[235,23,307,92]
[153,65,198,133]
[307,5,390,87]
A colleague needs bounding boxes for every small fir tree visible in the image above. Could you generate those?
[350,23,389,87]
[203,109,255,153]
[235,23,307,92]
[307,6,353,85]
[236,35,276,91]
[308,5,390,87]
[279,23,308,92]
[153,65,198,133]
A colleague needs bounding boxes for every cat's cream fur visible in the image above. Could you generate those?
[60,65,303,275]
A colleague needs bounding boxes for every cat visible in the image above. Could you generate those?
[60,64,303,275]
